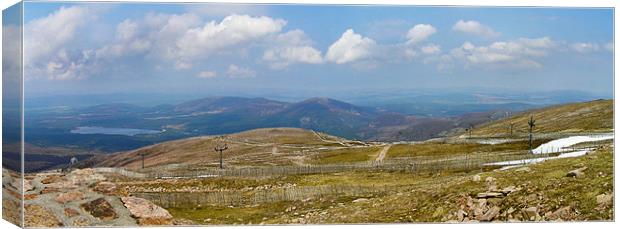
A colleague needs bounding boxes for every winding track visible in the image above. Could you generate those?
[374,144,392,162]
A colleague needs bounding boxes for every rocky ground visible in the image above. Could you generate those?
[2,144,614,226]
[3,168,192,227]
[265,145,614,224]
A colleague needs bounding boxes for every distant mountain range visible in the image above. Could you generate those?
[23,96,519,156]
[91,96,518,141]
[86,99,614,171]
[17,96,613,172]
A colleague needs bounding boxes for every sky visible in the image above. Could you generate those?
[5,2,614,98]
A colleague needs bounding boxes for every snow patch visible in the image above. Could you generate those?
[485,133,613,170]
[532,134,613,154]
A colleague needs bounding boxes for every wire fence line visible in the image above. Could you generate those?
[93,167,148,178]
[133,184,396,208]
[127,144,607,208]
[139,151,565,179]
[466,131,613,140]
[71,152,549,179]
[89,143,603,180]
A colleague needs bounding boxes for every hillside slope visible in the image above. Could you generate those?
[92,128,357,169]
[466,99,612,137]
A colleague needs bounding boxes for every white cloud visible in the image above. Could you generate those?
[326,29,377,64]
[196,70,218,78]
[42,49,95,80]
[406,24,437,45]
[24,6,94,63]
[262,30,323,69]
[452,20,500,38]
[116,19,139,41]
[421,44,441,55]
[95,19,153,59]
[445,37,555,70]
[175,14,286,63]
[571,42,601,53]
[23,6,98,80]
[226,64,256,78]
[96,13,286,71]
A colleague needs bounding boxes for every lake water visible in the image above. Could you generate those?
[70,126,163,136]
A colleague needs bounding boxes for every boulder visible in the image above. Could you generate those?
[500,186,518,195]
[45,180,78,190]
[472,199,488,217]
[545,206,571,220]
[485,177,496,183]
[23,179,35,192]
[81,198,118,220]
[472,175,481,182]
[71,217,92,227]
[525,193,538,202]
[2,199,21,225]
[479,206,500,221]
[40,187,61,194]
[456,209,468,221]
[352,198,369,203]
[121,197,172,225]
[566,167,587,177]
[55,191,84,204]
[477,192,504,198]
[41,175,65,184]
[596,193,612,206]
[522,207,539,221]
[554,206,571,219]
[64,208,80,217]
[24,205,63,227]
[172,218,195,225]
[516,167,531,172]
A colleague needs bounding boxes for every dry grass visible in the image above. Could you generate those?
[97,128,346,169]
[468,99,613,137]
[267,145,614,223]
[309,147,382,164]
[129,142,613,224]
[387,139,550,158]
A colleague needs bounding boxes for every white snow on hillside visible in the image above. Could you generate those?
[485,133,613,170]
[532,134,614,154]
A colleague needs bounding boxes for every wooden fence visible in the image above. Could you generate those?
[142,151,557,179]
[93,167,148,178]
[134,184,395,208]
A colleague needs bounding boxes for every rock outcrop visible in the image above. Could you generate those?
[12,168,169,227]
[121,197,173,225]
[81,198,118,220]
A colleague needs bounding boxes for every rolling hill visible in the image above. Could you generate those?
[90,128,357,169]
[48,99,613,172]
[464,99,613,137]
[27,96,515,149]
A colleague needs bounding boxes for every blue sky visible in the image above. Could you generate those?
[11,2,614,98]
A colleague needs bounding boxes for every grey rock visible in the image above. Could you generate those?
[121,197,172,220]
[596,193,612,206]
[480,206,500,221]
[477,192,504,198]
[566,167,587,177]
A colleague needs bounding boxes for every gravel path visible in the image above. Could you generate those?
[374,144,392,162]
